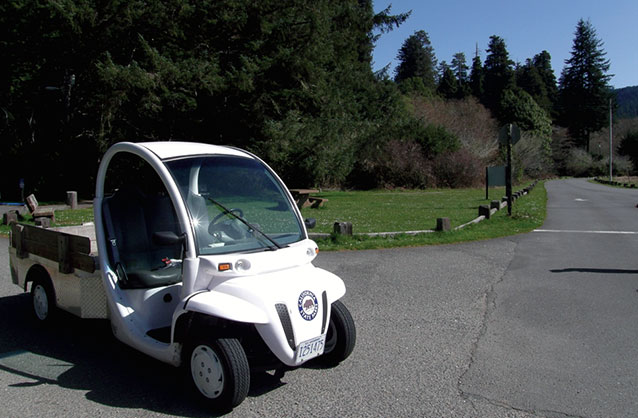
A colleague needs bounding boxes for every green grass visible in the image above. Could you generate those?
[0,208,94,236]
[305,181,547,251]
[1,182,547,251]
[593,176,638,187]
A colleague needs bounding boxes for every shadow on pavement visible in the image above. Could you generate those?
[0,292,283,416]
[550,268,638,274]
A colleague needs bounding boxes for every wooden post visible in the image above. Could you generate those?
[58,234,73,274]
[66,191,78,209]
[14,224,28,259]
[436,217,451,232]
[333,222,353,235]
[479,205,491,219]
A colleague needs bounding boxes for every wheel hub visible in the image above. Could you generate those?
[33,284,49,321]
[191,345,225,399]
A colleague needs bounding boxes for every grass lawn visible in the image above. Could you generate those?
[304,181,547,250]
[300,186,514,234]
[593,176,638,187]
[0,208,94,236]
[1,181,547,250]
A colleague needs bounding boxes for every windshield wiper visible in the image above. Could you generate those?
[206,197,284,250]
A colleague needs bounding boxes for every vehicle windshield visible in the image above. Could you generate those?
[165,155,304,255]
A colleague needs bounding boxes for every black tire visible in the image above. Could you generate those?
[320,300,356,366]
[184,337,250,412]
[30,276,56,323]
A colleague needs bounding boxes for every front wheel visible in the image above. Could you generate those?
[319,300,356,366]
[184,337,250,412]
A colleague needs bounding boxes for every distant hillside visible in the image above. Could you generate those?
[616,86,638,119]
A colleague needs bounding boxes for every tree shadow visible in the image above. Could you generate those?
[0,293,284,416]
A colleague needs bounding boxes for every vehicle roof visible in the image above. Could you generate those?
[138,141,252,160]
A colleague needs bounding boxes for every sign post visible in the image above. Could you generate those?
[498,124,520,216]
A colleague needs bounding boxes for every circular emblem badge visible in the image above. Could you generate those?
[298,290,319,321]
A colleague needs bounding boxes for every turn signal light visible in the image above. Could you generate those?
[218,263,232,272]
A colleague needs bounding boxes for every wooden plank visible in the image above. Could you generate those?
[12,224,28,259]
[58,234,72,274]
[19,224,91,254]
[9,223,96,273]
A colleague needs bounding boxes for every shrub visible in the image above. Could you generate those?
[618,130,638,174]
[409,96,499,160]
[432,148,484,188]
[594,155,633,177]
[415,123,460,156]
[565,148,594,176]
[348,139,433,189]
[513,132,555,180]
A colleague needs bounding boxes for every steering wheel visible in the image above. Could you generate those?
[208,208,245,240]
[209,208,244,225]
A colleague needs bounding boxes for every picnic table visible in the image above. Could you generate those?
[289,189,326,209]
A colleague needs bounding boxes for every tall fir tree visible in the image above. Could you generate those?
[482,35,515,117]
[437,61,458,99]
[516,59,549,112]
[558,19,612,152]
[451,52,470,98]
[532,51,558,115]
[469,46,484,99]
[394,30,437,94]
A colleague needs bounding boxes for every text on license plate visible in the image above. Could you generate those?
[296,334,326,362]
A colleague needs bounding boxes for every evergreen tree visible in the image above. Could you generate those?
[482,35,515,117]
[437,61,458,99]
[469,50,484,98]
[558,19,612,151]
[0,0,410,196]
[451,52,470,98]
[394,30,437,94]
[532,51,558,115]
[516,51,558,117]
[516,59,549,111]
[619,130,638,173]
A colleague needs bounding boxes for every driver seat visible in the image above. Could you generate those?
[103,186,183,288]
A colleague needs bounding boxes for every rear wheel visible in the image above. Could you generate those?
[184,337,250,412]
[31,277,56,323]
[320,300,356,366]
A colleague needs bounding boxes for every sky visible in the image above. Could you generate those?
[371,0,638,89]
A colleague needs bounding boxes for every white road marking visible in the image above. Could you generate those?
[534,229,638,235]
[574,198,588,202]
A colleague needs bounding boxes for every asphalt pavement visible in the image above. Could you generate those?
[0,178,636,417]
[461,178,638,417]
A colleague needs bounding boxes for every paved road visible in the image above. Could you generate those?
[0,179,636,417]
[461,178,638,417]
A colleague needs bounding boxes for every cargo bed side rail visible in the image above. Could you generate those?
[10,223,98,274]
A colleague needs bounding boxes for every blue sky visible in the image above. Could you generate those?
[372,0,638,89]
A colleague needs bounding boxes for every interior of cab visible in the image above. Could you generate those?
[102,152,184,289]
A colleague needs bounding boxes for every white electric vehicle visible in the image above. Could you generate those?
[8,141,356,411]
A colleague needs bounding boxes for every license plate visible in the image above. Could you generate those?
[296,334,326,362]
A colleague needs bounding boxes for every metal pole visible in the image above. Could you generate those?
[506,124,512,216]
[609,98,613,181]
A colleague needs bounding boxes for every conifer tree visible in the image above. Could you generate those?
[482,35,515,116]
[394,30,438,94]
[437,61,458,99]
[451,52,470,98]
[469,50,484,99]
[532,51,558,115]
[558,19,612,151]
